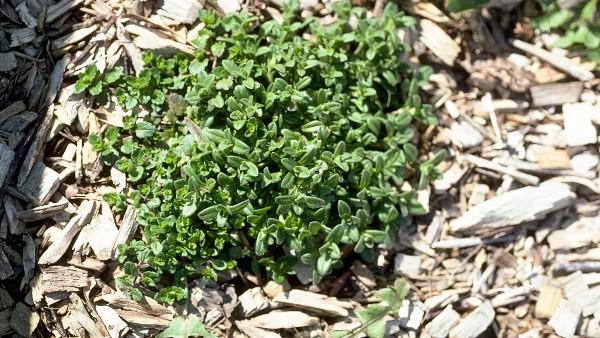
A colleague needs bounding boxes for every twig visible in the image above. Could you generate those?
[481,93,504,146]
[462,154,540,186]
[373,0,387,17]
[510,38,594,81]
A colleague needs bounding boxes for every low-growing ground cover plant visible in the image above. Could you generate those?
[77,1,442,303]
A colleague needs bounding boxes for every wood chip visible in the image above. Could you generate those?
[0,101,26,124]
[116,309,171,328]
[450,121,484,149]
[15,2,37,28]
[490,285,532,307]
[21,234,35,290]
[563,102,597,147]
[0,248,14,280]
[52,25,98,50]
[238,287,269,318]
[99,293,172,320]
[47,0,84,23]
[431,237,482,249]
[68,293,109,337]
[398,300,425,330]
[0,309,11,334]
[423,305,461,338]
[0,111,37,133]
[394,253,421,277]
[526,145,572,169]
[9,302,39,337]
[273,290,349,317]
[133,34,194,56]
[530,82,583,107]
[350,260,377,289]
[67,255,106,272]
[450,182,575,234]
[249,310,319,329]
[38,200,95,265]
[17,107,54,188]
[236,320,282,338]
[0,52,17,72]
[44,56,69,110]
[0,143,14,188]
[20,161,61,206]
[547,218,600,250]
[96,305,128,338]
[111,205,138,259]
[217,0,242,13]
[434,163,466,193]
[400,0,451,23]
[0,288,14,309]
[158,0,203,24]
[10,28,36,47]
[425,212,444,244]
[110,168,127,192]
[548,299,581,337]
[419,19,460,66]
[85,202,118,260]
[16,201,68,222]
[40,265,88,293]
[3,195,24,235]
[56,85,86,126]
[449,301,495,338]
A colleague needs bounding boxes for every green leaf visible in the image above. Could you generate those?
[222,59,241,77]
[316,253,332,276]
[104,67,123,83]
[74,80,88,93]
[365,318,386,338]
[535,9,573,31]
[198,205,220,221]
[326,224,346,243]
[365,230,388,243]
[581,0,597,21]
[337,200,351,218]
[157,315,216,338]
[447,0,488,12]
[135,121,156,139]
[182,203,197,217]
[302,196,326,209]
[356,303,389,328]
[331,330,350,338]
[275,195,296,206]
[89,82,102,96]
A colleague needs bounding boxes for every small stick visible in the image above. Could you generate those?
[481,93,504,146]
[510,39,594,81]
[462,154,540,186]
[373,0,387,17]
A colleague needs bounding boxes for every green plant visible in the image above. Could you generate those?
[77,1,441,303]
[534,0,600,66]
[74,65,123,103]
[158,315,216,338]
[333,279,410,338]
[447,0,490,12]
